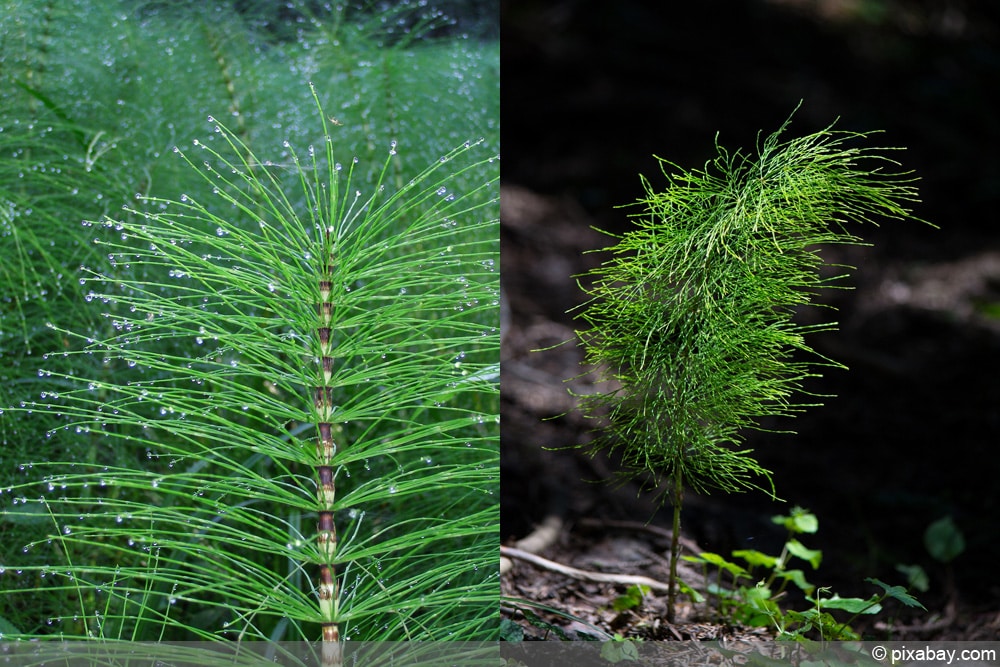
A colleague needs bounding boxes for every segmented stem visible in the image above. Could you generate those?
[315,247,340,663]
[204,25,246,141]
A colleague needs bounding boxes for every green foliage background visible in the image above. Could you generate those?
[0,0,498,642]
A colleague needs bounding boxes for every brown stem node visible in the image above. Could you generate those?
[317,465,335,508]
[313,386,334,419]
[318,422,335,463]
[318,564,337,619]
[318,511,337,559]
[317,327,332,354]
[317,302,333,325]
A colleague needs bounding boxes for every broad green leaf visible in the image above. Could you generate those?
[866,577,927,610]
[688,552,747,578]
[732,549,779,569]
[773,507,819,534]
[784,608,815,623]
[678,580,705,604]
[895,563,930,593]
[737,584,779,627]
[786,539,823,569]
[775,568,814,594]
[741,583,775,608]
[706,582,739,598]
[815,594,881,614]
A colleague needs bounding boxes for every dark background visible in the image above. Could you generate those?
[503,0,998,244]
[501,0,1000,635]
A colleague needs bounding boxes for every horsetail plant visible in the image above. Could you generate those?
[573,112,926,622]
[1,87,499,653]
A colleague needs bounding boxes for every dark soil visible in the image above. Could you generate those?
[500,0,1000,642]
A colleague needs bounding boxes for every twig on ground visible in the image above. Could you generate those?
[500,514,564,576]
[501,545,673,592]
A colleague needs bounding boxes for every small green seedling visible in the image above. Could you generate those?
[573,108,928,621]
[683,508,820,627]
[896,514,966,595]
[683,509,925,640]
[612,584,652,612]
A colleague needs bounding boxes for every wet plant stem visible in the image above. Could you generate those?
[315,242,340,662]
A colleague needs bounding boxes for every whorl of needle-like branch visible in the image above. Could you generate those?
[574,111,926,502]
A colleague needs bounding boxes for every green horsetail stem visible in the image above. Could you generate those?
[574,108,929,622]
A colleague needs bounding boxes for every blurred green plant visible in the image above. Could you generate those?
[897,514,966,604]
[572,109,927,621]
[923,515,965,565]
